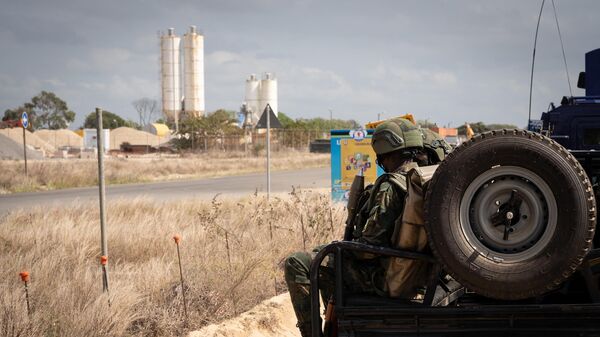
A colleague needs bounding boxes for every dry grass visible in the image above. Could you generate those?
[0,151,329,194]
[0,191,345,337]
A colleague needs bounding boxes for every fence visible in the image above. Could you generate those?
[185,129,330,153]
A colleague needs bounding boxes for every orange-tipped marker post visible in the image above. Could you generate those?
[99,256,111,306]
[19,271,31,316]
[173,234,188,322]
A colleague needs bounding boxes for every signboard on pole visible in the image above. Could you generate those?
[20,112,28,176]
[330,129,383,202]
[21,112,29,129]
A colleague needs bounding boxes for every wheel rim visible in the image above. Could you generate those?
[458,166,557,263]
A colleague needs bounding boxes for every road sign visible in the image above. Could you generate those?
[256,105,282,129]
[21,112,28,129]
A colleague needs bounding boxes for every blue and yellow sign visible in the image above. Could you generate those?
[331,129,384,202]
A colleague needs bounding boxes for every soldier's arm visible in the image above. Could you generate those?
[357,181,404,248]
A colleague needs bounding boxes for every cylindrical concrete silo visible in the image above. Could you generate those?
[160,28,181,122]
[244,74,260,124]
[258,72,278,118]
[182,25,205,117]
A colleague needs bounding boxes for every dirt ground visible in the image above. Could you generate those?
[188,293,299,337]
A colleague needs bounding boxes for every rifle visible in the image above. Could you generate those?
[323,297,338,337]
[343,170,364,241]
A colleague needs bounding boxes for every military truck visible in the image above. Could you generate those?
[309,49,600,336]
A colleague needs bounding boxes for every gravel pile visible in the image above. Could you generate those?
[0,128,55,154]
[0,134,43,160]
[109,127,169,150]
[35,129,83,148]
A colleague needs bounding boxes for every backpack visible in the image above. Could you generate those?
[349,165,439,299]
[384,165,438,298]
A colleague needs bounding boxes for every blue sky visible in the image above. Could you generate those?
[1,0,599,128]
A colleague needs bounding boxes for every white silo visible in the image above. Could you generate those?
[182,25,205,117]
[160,28,181,122]
[258,72,278,118]
[244,74,260,124]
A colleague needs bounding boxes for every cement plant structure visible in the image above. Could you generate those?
[159,26,205,126]
[244,73,278,126]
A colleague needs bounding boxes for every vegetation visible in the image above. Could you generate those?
[132,98,159,127]
[0,192,344,337]
[457,122,520,135]
[82,110,140,130]
[0,152,329,193]
[3,91,75,130]
[171,110,240,150]
[278,112,359,131]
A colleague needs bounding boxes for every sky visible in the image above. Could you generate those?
[1,0,599,129]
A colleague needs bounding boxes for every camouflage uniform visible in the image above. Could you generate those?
[285,118,429,336]
[284,169,407,327]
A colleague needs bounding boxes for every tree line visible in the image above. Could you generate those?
[2,91,159,131]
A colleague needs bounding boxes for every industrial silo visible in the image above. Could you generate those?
[244,74,261,124]
[182,25,205,117]
[258,72,278,118]
[160,28,181,123]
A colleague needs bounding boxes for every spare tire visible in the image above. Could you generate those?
[425,129,596,300]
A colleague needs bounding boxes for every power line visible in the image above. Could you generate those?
[551,0,573,97]
[528,0,546,124]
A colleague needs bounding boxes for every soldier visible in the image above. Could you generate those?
[417,127,451,166]
[284,118,427,337]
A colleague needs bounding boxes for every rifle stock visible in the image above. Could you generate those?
[343,173,364,241]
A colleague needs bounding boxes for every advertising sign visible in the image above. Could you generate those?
[331,129,384,202]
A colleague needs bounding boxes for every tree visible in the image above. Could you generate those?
[2,106,26,122]
[456,122,519,135]
[83,110,129,129]
[416,119,437,129]
[132,98,158,127]
[171,109,240,149]
[277,112,359,130]
[23,91,75,129]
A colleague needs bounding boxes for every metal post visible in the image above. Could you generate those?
[22,127,28,177]
[96,108,109,293]
[266,105,271,199]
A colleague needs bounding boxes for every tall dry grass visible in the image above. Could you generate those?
[0,151,329,193]
[0,191,345,337]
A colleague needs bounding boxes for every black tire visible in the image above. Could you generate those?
[425,129,596,300]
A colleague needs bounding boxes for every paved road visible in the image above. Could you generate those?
[0,167,330,214]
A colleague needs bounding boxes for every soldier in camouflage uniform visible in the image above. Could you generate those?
[284,118,428,337]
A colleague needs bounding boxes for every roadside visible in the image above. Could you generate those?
[188,293,299,337]
[0,151,329,194]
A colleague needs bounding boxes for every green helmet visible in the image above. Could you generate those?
[371,118,424,155]
[421,128,452,163]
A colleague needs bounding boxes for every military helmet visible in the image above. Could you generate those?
[371,118,424,155]
[421,128,452,163]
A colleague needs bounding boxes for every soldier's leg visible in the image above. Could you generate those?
[284,248,334,337]
[284,251,313,327]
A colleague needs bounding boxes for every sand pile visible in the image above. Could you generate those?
[109,127,169,150]
[188,293,299,337]
[0,128,55,154]
[0,134,43,160]
[35,129,82,148]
